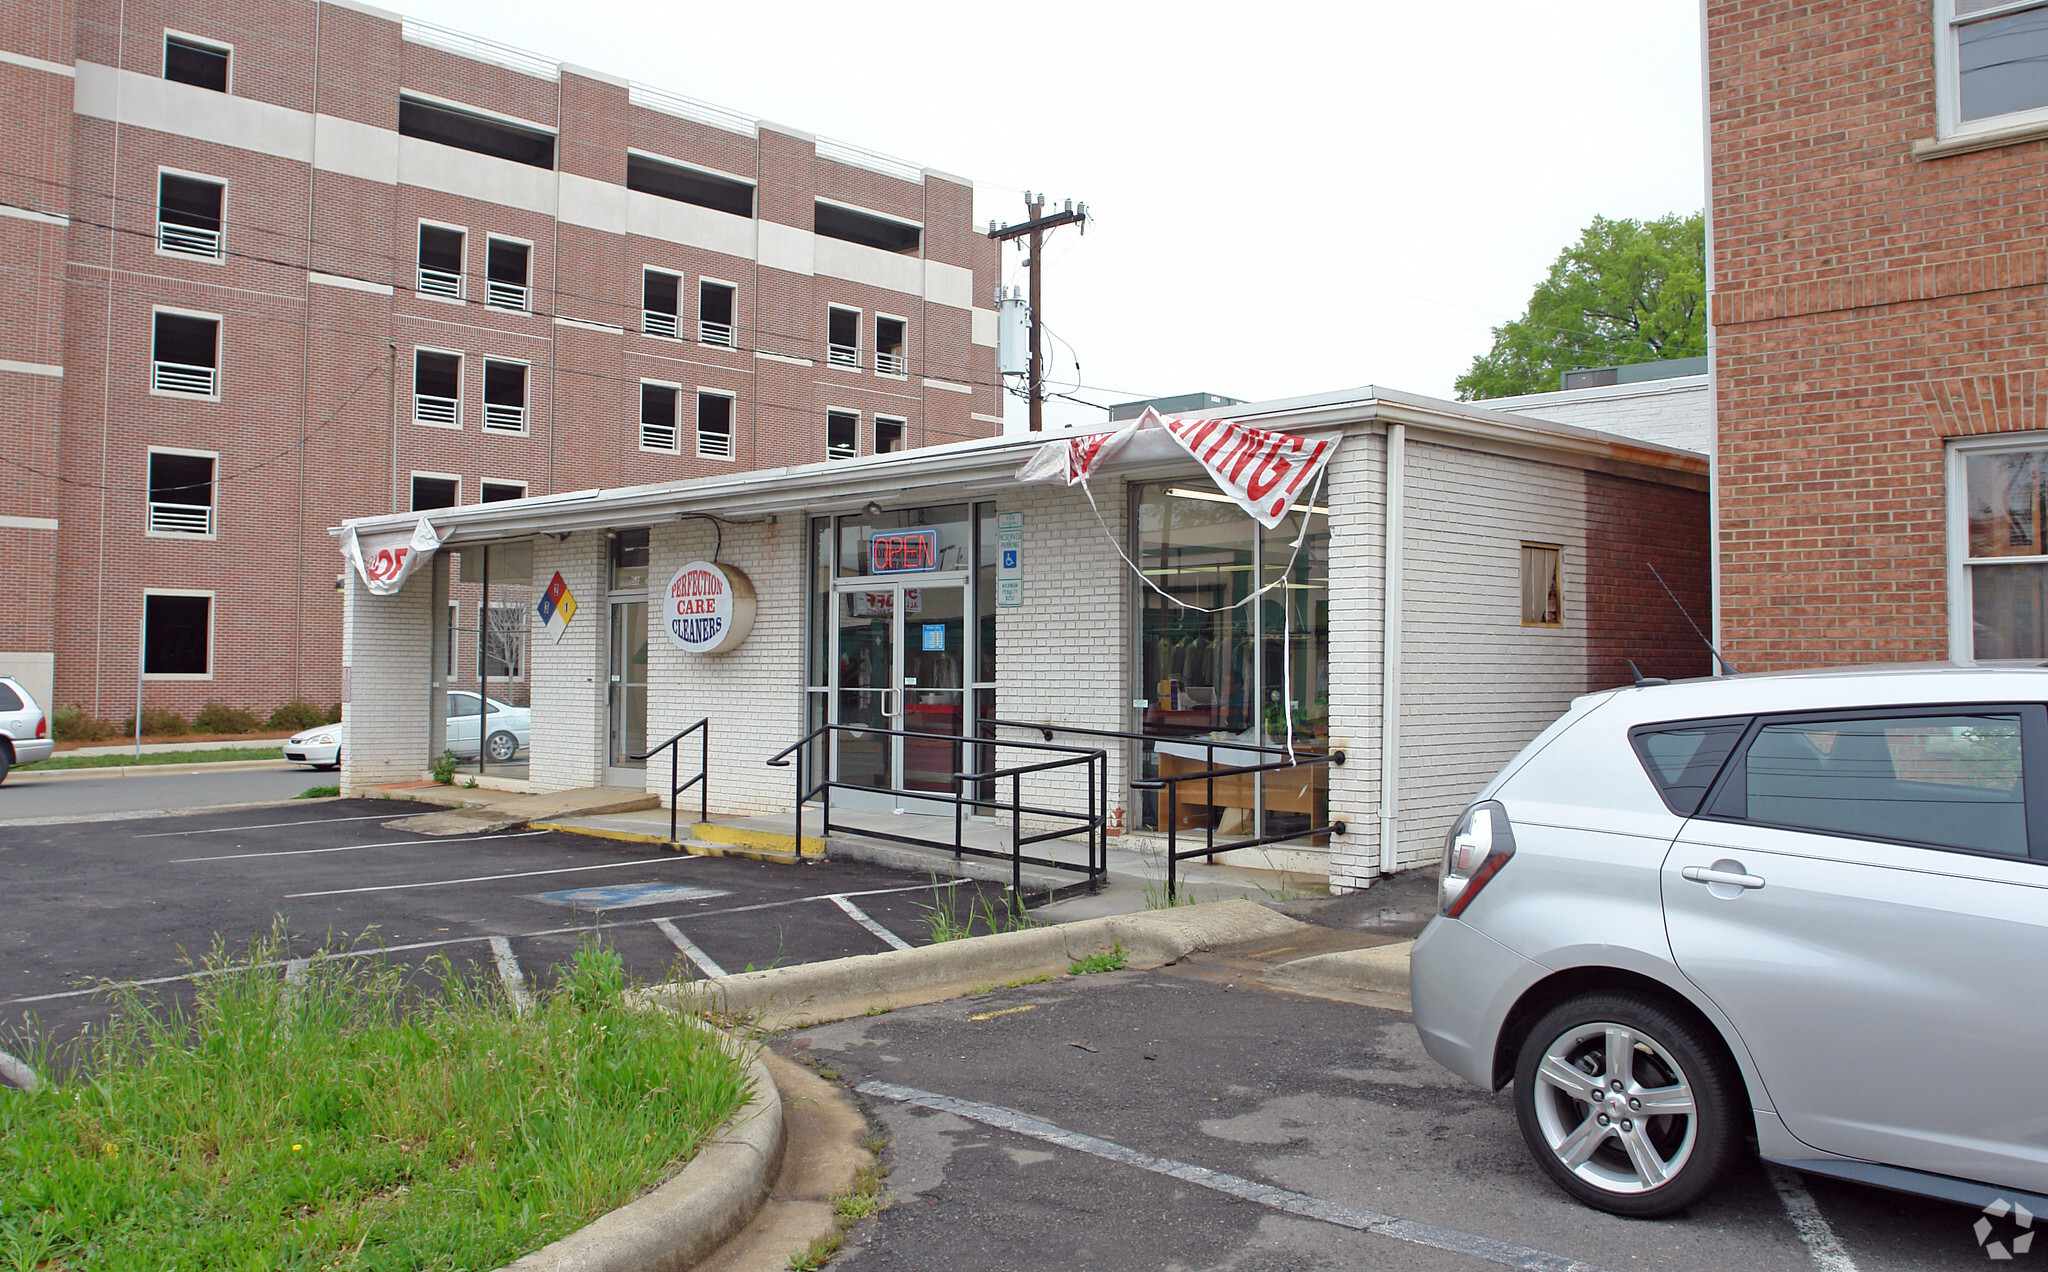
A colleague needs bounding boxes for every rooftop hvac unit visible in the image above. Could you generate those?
[996,287,1029,376]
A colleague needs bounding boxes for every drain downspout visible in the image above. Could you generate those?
[1378,422,1405,877]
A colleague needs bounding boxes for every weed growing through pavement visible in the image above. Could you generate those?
[295,784,340,799]
[1003,973,1055,989]
[1068,943,1129,976]
[429,749,459,784]
[790,1129,891,1269]
[0,926,752,1269]
[1142,870,1202,910]
[918,879,1044,943]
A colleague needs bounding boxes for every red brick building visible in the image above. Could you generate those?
[1708,0,2048,667]
[0,0,1002,720]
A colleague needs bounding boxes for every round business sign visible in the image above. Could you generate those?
[663,560,757,654]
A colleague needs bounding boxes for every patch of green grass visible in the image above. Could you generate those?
[965,984,996,997]
[917,880,1042,944]
[297,784,341,799]
[1143,871,1203,910]
[0,932,752,1270]
[1002,973,1055,989]
[18,746,280,772]
[1068,942,1129,976]
[787,1229,845,1270]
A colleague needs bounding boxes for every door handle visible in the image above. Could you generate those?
[880,688,899,719]
[1681,865,1766,890]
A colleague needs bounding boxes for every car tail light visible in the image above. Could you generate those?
[1440,801,1516,918]
[34,716,46,739]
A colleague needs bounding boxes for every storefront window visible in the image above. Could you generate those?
[1133,483,1329,836]
[447,542,534,781]
[835,505,972,578]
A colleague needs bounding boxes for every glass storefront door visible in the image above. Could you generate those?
[831,580,968,813]
[607,600,648,783]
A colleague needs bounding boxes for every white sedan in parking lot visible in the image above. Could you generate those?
[282,692,532,770]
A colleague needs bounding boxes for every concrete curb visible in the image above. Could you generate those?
[13,758,298,781]
[497,1041,785,1272]
[1261,940,1414,1002]
[635,899,1309,1030]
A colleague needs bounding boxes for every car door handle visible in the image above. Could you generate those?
[1681,865,1766,890]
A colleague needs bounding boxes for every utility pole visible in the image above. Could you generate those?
[989,193,1087,432]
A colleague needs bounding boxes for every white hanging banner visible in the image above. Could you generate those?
[339,517,447,596]
[1015,408,1338,528]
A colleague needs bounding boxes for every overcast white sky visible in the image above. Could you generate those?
[398,0,1706,430]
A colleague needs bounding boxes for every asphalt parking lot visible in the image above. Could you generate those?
[795,944,2002,1272]
[0,797,1006,1081]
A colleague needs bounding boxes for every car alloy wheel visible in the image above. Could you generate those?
[1514,992,1739,1217]
[485,730,518,763]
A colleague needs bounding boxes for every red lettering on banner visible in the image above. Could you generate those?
[1222,427,1268,483]
[1200,422,1241,465]
[368,547,407,581]
[1173,418,1224,454]
[1279,439,1328,498]
[1245,437,1296,501]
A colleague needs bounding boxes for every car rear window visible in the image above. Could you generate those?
[1737,713,2026,856]
[0,683,21,712]
[1630,721,1746,816]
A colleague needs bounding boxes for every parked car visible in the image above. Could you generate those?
[280,693,530,771]
[1411,664,2048,1218]
[0,675,55,785]
[282,721,344,770]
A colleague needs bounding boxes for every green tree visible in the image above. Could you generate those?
[1455,211,1706,401]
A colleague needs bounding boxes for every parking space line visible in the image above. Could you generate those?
[137,810,437,838]
[174,829,548,864]
[490,937,533,1015]
[285,854,693,897]
[653,919,729,979]
[1768,1166,1860,1272]
[831,895,913,951]
[857,1080,1616,1272]
[1,880,964,1007]
[0,1048,42,1092]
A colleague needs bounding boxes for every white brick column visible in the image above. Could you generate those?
[527,533,606,793]
[1324,424,1387,892]
[339,555,438,795]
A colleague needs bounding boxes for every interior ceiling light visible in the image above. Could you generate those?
[1166,486,1328,515]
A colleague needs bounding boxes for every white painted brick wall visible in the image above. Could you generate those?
[991,484,1130,834]
[339,557,437,794]
[1483,377,1710,455]
[528,533,607,792]
[1393,438,1590,869]
[646,518,807,817]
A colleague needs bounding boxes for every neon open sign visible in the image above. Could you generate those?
[870,528,939,574]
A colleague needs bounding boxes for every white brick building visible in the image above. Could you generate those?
[336,385,1708,891]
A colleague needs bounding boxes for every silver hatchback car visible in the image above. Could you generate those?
[1411,665,2048,1218]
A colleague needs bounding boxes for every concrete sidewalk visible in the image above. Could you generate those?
[540,802,1348,922]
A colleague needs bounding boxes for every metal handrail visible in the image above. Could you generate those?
[875,350,906,375]
[152,361,216,396]
[699,320,735,347]
[414,394,458,426]
[984,717,1346,901]
[644,310,680,339]
[482,402,527,434]
[632,718,710,848]
[148,501,213,535]
[417,266,462,300]
[158,221,222,259]
[827,343,860,368]
[767,721,1108,895]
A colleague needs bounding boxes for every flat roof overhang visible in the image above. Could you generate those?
[330,386,1708,547]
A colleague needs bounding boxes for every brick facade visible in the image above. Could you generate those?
[1,0,1000,721]
[1707,0,2048,667]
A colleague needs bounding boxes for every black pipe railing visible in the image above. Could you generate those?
[766,722,1108,895]
[633,718,710,849]
[982,717,1346,902]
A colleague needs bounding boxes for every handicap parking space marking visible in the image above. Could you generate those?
[858,1080,1618,1272]
[173,829,549,864]
[136,810,438,838]
[831,894,914,951]
[653,919,728,979]
[533,882,731,910]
